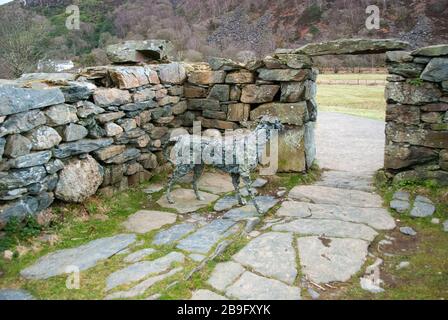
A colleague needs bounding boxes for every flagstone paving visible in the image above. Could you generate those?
[176,219,237,254]
[20,234,137,280]
[0,289,35,300]
[156,188,219,213]
[12,167,397,300]
[122,210,177,234]
[3,114,402,300]
[232,232,297,285]
[105,252,185,291]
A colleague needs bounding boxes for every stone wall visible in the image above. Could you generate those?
[0,42,317,227]
[3,37,444,228]
[384,44,448,185]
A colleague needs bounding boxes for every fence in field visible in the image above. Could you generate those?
[316,79,387,86]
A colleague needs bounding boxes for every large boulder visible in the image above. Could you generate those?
[0,85,64,117]
[106,40,175,63]
[294,39,409,56]
[55,155,104,203]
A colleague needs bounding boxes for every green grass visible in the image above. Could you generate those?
[318,73,388,81]
[0,167,321,300]
[317,84,386,120]
[333,177,448,300]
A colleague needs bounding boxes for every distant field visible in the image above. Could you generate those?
[316,83,386,121]
[318,73,388,81]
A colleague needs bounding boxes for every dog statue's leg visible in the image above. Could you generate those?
[231,173,246,205]
[166,165,191,204]
[193,165,205,201]
[242,175,262,214]
[166,174,178,204]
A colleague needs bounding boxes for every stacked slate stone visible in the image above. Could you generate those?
[0,41,188,227]
[185,54,318,173]
[384,44,448,186]
[0,39,318,227]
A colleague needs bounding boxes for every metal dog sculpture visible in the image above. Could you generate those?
[164,116,284,214]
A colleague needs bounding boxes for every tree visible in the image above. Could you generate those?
[0,5,50,78]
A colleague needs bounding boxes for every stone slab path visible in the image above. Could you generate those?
[316,112,385,173]
[4,112,396,300]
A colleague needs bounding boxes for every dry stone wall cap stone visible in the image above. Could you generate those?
[208,57,244,71]
[411,44,448,57]
[293,39,409,56]
[269,54,313,69]
[106,40,175,63]
[0,85,65,117]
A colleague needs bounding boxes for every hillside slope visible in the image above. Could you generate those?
[0,0,447,77]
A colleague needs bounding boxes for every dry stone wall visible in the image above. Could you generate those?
[0,43,317,227]
[384,44,448,186]
[2,37,445,227]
